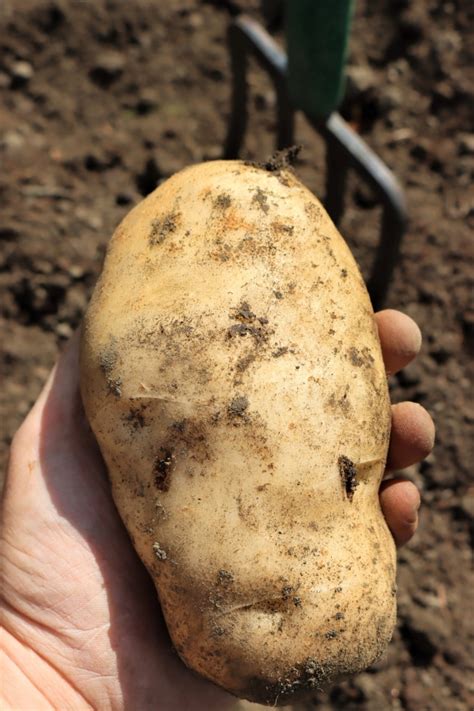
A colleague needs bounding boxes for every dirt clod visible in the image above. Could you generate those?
[152,542,167,561]
[245,145,302,173]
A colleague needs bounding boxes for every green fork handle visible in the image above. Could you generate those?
[286,0,355,119]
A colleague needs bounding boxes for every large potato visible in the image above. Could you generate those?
[80,160,396,705]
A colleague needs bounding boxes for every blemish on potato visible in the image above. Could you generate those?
[210,410,221,425]
[99,343,123,396]
[227,305,270,344]
[212,625,225,637]
[170,419,186,433]
[348,347,365,367]
[217,569,234,585]
[214,193,232,210]
[153,449,173,491]
[271,221,294,235]
[304,200,323,222]
[221,208,254,234]
[252,187,270,214]
[162,418,210,466]
[107,376,122,397]
[99,345,117,374]
[149,211,180,246]
[236,352,256,373]
[326,392,351,415]
[338,455,358,502]
[272,346,288,358]
[228,395,249,418]
[124,404,147,430]
[347,346,375,368]
[155,499,168,520]
[234,301,255,322]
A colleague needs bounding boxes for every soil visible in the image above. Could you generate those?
[1,1,473,709]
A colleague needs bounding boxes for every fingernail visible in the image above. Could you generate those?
[407,499,421,526]
[409,504,420,528]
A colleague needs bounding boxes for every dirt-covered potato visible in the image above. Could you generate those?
[80,160,396,706]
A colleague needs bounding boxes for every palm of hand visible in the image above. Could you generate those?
[2,340,233,710]
[2,312,433,710]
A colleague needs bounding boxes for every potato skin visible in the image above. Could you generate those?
[80,161,395,705]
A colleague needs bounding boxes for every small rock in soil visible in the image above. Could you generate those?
[116,192,134,206]
[1,130,25,151]
[9,61,34,88]
[84,151,120,172]
[345,64,377,96]
[135,89,159,115]
[89,51,125,88]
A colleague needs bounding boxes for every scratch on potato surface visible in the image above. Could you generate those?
[217,596,292,616]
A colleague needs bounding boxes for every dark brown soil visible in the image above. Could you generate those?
[1,1,473,709]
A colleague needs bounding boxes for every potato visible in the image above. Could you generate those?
[80,160,396,706]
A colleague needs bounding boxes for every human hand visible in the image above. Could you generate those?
[1,309,434,710]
